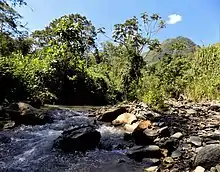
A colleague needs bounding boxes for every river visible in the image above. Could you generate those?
[0,108,149,172]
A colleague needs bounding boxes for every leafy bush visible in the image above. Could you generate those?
[185,44,220,101]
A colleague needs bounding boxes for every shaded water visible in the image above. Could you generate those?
[0,109,147,172]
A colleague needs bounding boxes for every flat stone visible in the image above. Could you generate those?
[171,150,182,158]
[193,166,205,172]
[195,147,203,153]
[189,136,202,146]
[181,143,191,150]
[206,140,220,144]
[143,129,159,138]
[171,132,183,139]
[144,166,159,172]
[127,145,162,161]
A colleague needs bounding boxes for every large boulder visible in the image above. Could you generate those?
[54,125,101,152]
[112,113,137,126]
[97,106,128,122]
[194,144,220,169]
[132,120,153,145]
[2,102,52,125]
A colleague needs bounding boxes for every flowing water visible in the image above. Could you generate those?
[0,109,148,172]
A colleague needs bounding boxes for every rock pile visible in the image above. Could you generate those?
[95,100,220,171]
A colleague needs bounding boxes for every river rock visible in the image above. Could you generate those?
[171,132,183,139]
[132,120,152,145]
[112,113,137,126]
[171,150,182,158]
[3,120,15,129]
[124,122,140,133]
[189,136,202,146]
[97,106,128,122]
[54,125,101,152]
[127,145,162,161]
[194,144,220,169]
[193,166,205,172]
[160,138,179,154]
[144,166,159,172]
[162,157,174,168]
[3,102,52,125]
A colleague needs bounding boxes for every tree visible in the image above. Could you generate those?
[0,0,27,35]
[32,14,97,58]
[99,12,165,99]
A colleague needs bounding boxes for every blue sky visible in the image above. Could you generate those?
[17,0,220,45]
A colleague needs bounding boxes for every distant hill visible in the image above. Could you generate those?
[144,36,198,63]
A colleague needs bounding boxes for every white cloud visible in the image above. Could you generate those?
[166,14,182,24]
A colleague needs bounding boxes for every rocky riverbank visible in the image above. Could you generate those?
[94,100,220,172]
[1,100,220,171]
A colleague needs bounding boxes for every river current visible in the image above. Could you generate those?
[0,109,148,172]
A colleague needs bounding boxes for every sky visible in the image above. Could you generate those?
[16,0,220,45]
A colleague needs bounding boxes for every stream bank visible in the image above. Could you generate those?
[1,100,220,171]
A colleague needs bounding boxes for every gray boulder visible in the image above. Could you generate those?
[54,125,101,152]
[97,106,128,122]
[3,102,53,125]
[194,144,220,169]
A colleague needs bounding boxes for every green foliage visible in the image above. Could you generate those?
[138,42,220,108]
[0,0,26,35]
[2,7,220,108]
[0,32,33,56]
[0,52,55,103]
[185,44,220,101]
[99,13,165,99]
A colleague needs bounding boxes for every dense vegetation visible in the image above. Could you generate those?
[1,0,220,108]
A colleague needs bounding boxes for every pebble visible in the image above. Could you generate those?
[193,166,205,172]
[171,150,182,158]
[144,166,159,172]
[163,157,174,168]
[171,132,183,139]
[186,109,197,115]
[189,136,202,146]
[210,167,217,172]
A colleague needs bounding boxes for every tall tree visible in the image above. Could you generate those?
[99,12,165,99]
[32,14,97,57]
